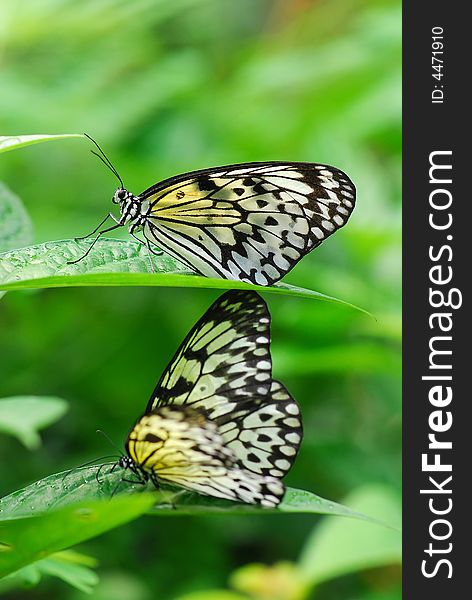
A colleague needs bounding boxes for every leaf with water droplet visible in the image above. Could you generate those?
[0,239,369,312]
[0,466,382,523]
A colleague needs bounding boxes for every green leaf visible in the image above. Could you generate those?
[151,486,381,521]
[298,484,402,586]
[0,563,41,592]
[0,466,382,523]
[1,551,99,594]
[0,134,84,154]
[0,396,69,450]
[0,493,155,578]
[0,469,382,579]
[0,239,368,311]
[0,238,191,280]
[0,183,33,253]
[29,554,99,594]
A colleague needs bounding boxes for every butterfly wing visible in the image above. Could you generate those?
[126,406,284,507]
[145,289,302,481]
[140,162,355,285]
[146,290,273,418]
[215,380,303,478]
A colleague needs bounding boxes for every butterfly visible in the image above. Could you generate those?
[72,135,356,286]
[117,289,303,507]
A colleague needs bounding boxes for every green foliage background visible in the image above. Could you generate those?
[0,0,401,598]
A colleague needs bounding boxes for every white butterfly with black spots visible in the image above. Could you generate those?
[119,290,303,507]
[78,148,356,285]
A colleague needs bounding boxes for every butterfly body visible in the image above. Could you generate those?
[112,188,148,231]
[108,161,355,285]
[118,290,303,507]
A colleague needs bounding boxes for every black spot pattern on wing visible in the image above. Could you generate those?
[214,380,303,478]
[146,290,273,418]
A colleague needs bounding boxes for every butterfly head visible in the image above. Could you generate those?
[112,188,127,204]
[118,455,135,470]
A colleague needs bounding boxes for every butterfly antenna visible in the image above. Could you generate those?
[84,133,125,188]
[61,454,120,482]
[96,429,124,455]
[84,133,122,182]
[90,150,123,185]
[72,454,121,470]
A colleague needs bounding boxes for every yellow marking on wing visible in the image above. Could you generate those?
[148,181,241,225]
[128,410,228,477]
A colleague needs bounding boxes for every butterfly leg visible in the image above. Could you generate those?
[95,462,113,484]
[144,241,163,257]
[120,476,147,486]
[167,489,187,510]
[148,474,181,509]
[145,240,157,273]
[128,232,156,273]
[74,212,118,241]
[67,222,123,264]
[109,472,148,498]
[145,240,167,272]
[109,477,143,498]
[150,472,160,490]
[61,468,76,484]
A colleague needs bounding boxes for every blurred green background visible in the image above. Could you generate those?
[0,0,401,598]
